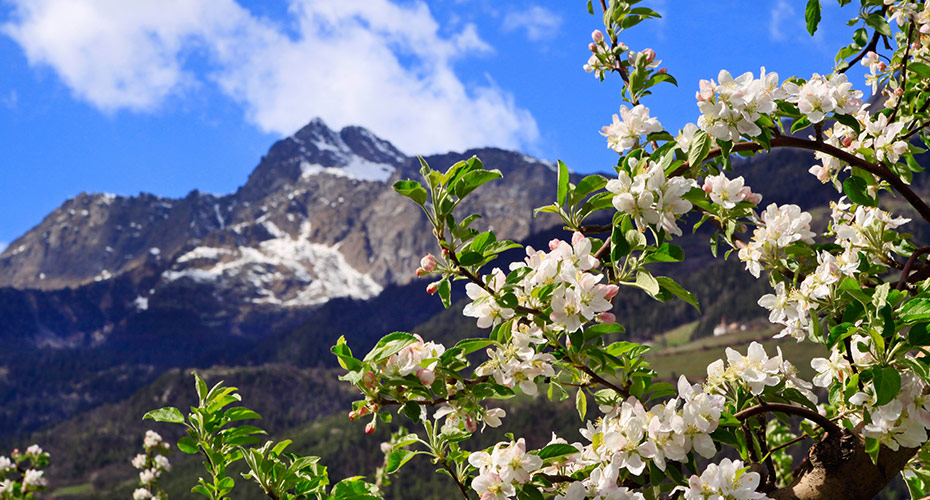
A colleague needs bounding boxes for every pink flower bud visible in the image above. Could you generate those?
[592,30,604,43]
[702,178,713,193]
[417,369,436,386]
[602,284,619,300]
[464,417,478,433]
[426,281,440,294]
[348,410,359,420]
[842,137,853,148]
[420,254,438,272]
[415,267,426,277]
[549,239,561,251]
[598,312,616,324]
[365,422,376,434]
[441,247,451,257]
[363,371,377,386]
[696,80,714,102]
[895,88,904,96]
[642,48,656,63]
[657,67,667,75]
[745,192,763,205]
[572,231,585,245]
[879,62,887,71]
[357,405,370,417]
[589,42,598,52]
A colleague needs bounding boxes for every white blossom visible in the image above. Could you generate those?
[601,105,663,153]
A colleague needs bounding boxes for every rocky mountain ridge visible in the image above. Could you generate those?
[0,118,561,344]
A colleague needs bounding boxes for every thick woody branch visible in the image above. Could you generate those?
[734,403,841,436]
[770,429,917,500]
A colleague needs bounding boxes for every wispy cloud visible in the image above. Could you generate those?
[2,0,539,154]
[502,5,562,42]
[769,0,797,41]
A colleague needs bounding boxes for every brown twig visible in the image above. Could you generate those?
[734,402,841,435]
[578,364,630,397]
[839,29,883,74]
[439,459,472,500]
[897,246,930,291]
[889,23,916,123]
[447,250,543,316]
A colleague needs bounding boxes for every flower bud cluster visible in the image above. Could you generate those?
[831,197,910,265]
[679,458,772,500]
[852,372,930,450]
[737,203,815,278]
[380,334,445,385]
[702,173,762,209]
[706,342,815,402]
[783,72,862,124]
[601,105,663,153]
[696,68,784,141]
[468,438,542,500]
[0,444,49,497]
[606,161,695,236]
[131,430,170,500]
[475,324,555,396]
[583,30,627,79]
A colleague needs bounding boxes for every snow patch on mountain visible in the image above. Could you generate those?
[299,159,394,182]
[163,234,382,307]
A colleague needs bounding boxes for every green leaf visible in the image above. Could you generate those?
[225,407,262,422]
[901,298,930,324]
[438,278,451,308]
[805,0,821,35]
[632,271,660,296]
[191,485,212,498]
[842,176,878,207]
[385,449,416,474]
[452,169,503,199]
[655,276,700,312]
[535,443,579,461]
[332,336,363,371]
[143,407,185,424]
[873,366,901,407]
[452,338,495,355]
[471,231,495,254]
[687,130,712,167]
[557,160,570,207]
[575,388,587,420]
[363,332,417,363]
[909,63,930,80]
[864,13,892,37]
[392,180,428,206]
[177,436,199,454]
[909,323,930,346]
[457,251,484,266]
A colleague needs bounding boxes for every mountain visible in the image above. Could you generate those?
[0,118,567,438]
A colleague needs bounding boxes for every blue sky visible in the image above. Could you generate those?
[0,0,868,249]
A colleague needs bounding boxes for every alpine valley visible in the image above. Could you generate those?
[0,117,917,499]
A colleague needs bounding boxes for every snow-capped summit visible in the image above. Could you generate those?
[0,118,562,343]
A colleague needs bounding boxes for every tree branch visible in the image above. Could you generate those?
[671,135,930,225]
[896,246,930,291]
[839,29,882,75]
[735,403,841,436]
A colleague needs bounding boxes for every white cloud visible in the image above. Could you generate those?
[770,0,799,42]
[2,0,538,154]
[0,242,7,254]
[502,5,562,42]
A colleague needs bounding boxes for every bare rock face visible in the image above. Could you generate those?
[0,118,561,345]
